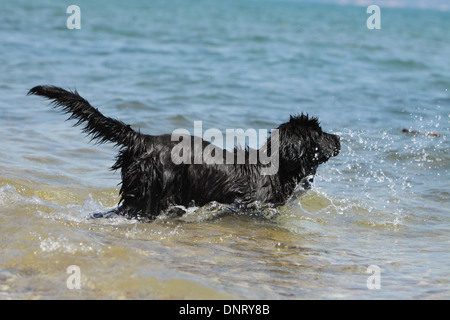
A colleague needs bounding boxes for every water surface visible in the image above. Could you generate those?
[0,0,449,299]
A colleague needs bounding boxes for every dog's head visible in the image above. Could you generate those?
[275,114,340,180]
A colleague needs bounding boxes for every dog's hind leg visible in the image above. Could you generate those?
[86,205,144,220]
[86,209,120,220]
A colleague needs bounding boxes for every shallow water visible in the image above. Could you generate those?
[0,0,449,299]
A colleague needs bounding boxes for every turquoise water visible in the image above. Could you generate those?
[0,0,449,299]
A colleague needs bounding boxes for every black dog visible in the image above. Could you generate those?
[28,85,340,220]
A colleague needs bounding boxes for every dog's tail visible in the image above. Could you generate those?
[28,85,145,150]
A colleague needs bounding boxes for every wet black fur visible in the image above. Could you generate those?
[28,85,340,221]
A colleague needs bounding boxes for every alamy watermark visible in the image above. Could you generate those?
[366,5,381,30]
[65,4,381,31]
[66,265,81,289]
[170,121,279,175]
[65,264,382,291]
[366,265,381,290]
[66,5,81,30]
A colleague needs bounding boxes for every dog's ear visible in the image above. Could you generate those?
[274,120,311,174]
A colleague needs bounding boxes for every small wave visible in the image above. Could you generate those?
[0,178,405,234]
[227,35,272,43]
[158,200,281,223]
[378,58,428,70]
[37,234,98,254]
[115,100,150,111]
[0,181,118,223]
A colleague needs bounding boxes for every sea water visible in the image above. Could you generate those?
[0,0,448,299]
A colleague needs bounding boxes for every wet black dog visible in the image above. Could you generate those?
[28,85,340,220]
